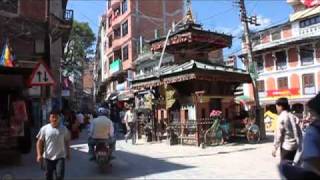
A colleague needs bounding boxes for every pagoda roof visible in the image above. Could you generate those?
[149,23,233,52]
[132,60,251,90]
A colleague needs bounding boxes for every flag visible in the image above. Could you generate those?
[301,0,320,7]
[0,38,14,67]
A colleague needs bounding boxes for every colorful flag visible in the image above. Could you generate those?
[0,38,14,67]
[301,0,320,7]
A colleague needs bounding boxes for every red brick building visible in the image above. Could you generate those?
[101,0,185,100]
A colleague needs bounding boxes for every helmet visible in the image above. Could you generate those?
[97,107,109,116]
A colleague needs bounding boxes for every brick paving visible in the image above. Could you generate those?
[0,132,281,179]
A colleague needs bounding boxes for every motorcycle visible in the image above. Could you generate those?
[94,141,112,172]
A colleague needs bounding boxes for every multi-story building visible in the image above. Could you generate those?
[100,0,185,101]
[242,0,320,115]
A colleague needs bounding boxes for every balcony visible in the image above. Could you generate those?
[112,37,122,50]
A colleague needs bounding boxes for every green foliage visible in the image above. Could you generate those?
[62,21,96,78]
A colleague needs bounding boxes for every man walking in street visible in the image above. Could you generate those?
[36,110,71,180]
[124,106,136,143]
[272,97,302,162]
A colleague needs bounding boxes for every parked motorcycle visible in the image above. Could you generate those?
[94,141,112,172]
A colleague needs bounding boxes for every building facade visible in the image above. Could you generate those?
[242,0,320,115]
[99,0,185,101]
[0,0,72,158]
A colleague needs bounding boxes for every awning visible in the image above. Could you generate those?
[117,90,134,101]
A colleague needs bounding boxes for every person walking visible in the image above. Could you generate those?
[272,97,302,162]
[124,106,136,144]
[36,110,71,180]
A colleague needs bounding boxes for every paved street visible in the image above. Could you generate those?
[0,132,281,179]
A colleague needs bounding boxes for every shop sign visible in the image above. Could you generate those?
[109,59,121,75]
[267,88,300,97]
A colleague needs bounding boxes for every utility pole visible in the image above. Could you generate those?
[236,0,266,139]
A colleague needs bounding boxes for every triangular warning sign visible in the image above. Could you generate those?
[28,61,56,86]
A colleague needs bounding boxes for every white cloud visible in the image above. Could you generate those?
[249,15,272,31]
[215,15,272,38]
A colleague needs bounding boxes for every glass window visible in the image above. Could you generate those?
[275,51,287,70]
[255,55,264,72]
[252,35,260,46]
[257,80,265,92]
[302,74,316,95]
[300,16,320,28]
[271,30,281,41]
[122,0,127,14]
[114,27,121,38]
[300,44,314,66]
[277,77,288,90]
[114,7,120,18]
[122,20,128,37]
[108,16,112,28]
[0,0,18,14]
[108,0,111,9]
[122,45,129,61]
[108,35,113,48]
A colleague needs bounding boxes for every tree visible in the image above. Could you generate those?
[62,21,96,78]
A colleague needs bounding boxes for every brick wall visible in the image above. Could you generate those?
[20,0,47,22]
[282,25,292,39]
[261,33,270,44]
[288,47,298,68]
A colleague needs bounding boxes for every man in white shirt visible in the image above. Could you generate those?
[36,110,70,180]
[272,97,301,162]
[124,106,136,143]
[88,109,115,160]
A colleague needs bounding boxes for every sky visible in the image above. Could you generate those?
[67,0,292,59]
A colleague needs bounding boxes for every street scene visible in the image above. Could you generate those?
[1,0,320,179]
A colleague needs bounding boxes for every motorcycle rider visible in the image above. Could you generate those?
[88,108,115,161]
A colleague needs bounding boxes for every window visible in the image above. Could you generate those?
[302,74,316,95]
[257,80,265,92]
[108,16,112,28]
[122,0,127,14]
[271,30,281,41]
[277,77,288,90]
[275,51,287,70]
[122,45,128,61]
[108,35,113,48]
[300,44,314,66]
[114,7,120,19]
[300,15,320,28]
[184,110,189,121]
[255,55,264,72]
[0,0,18,14]
[108,0,111,9]
[252,35,260,46]
[114,27,121,38]
[122,20,128,37]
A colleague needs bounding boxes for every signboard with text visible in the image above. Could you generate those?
[267,88,300,97]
